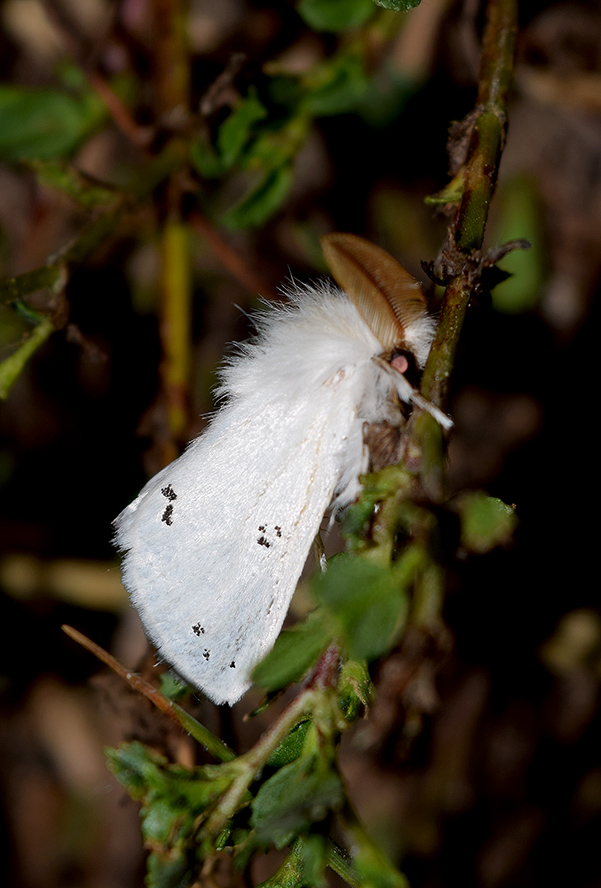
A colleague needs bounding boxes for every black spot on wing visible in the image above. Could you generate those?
[203,649,210,661]
[229,661,236,668]
[162,503,174,525]
[257,524,284,548]
[192,623,205,637]
[161,484,177,501]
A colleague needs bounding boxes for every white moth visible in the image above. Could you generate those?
[115,233,451,705]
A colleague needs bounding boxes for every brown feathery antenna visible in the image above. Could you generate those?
[321,232,428,351]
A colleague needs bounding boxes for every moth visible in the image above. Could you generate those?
[115,233,451,705]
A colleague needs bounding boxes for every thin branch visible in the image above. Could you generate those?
[189,212,279,301]
[420,0,518,413]
[152,0,194,448]
[62,625,236,762]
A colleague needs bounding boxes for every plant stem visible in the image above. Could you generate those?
[395,0,519,656]
[61,625,235,762]
[151,0,194,451]
[422,0,518,410]
[152,0,190,120]
[204,688,321,836]
[0,315,55,399]
[160,215,193,442]
[420,276,471,411]
[326,841,361,888]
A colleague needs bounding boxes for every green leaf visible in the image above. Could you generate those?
[343,464,412,544]
[255,548,421,695]
[251,754,343,848]
[217,89,268,168]
[146,849,192,888]
[191,90,268,179]
[255,836,328,888]
[353,839,410,888]
[303,52,369,116]
[492,174,543,313]
[298,0,375,32]
[267,719,312,768]
[0,86,105,162]
[298,833,328,888]
[337,659,374,720]
[105,742,239,840]
[105,742,158,800]
[189,135,223,178]
[27,159,117,208]
[373,0,420,10]
[457,492,517,554]
[158,672,190,701]
[312,556,410,661]
[424,169,465,206]
[253,611,331,693]
[222,164,293,229]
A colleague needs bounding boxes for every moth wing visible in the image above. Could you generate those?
[115,373,361,705]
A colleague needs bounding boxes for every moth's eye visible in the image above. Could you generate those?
[390,348,420,386]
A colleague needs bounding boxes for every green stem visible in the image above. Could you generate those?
[204,688,320,836]
[152,0,190,118]
[151,0,194,449]
[159,216,192,441]
[0,315,54,399]
[326,841,361,888]
[420,277,471,412]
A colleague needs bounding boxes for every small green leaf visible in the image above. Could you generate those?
[222,164,293,229]
[217,89,268,168]
[312,556,410,661]
[28,160,116,208]
[158,672,190,701]
[424,169,465,206]
[457,492,517,554]
[105,742,158,799]
[298,833,328,888]
[267,719,312,767]
[343,464,412,544]
[353,839,410,888]
[251,754,343,848]
[373,0,420,10]
[304,52,369,116]
[146,848,192,888]
[298,0,374,32]
[253,610,331,693]
[0,86,105,162]
[492,174,543,313]
[105,742,239,833]
[189,136,223,178]
[337,659,374,720]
